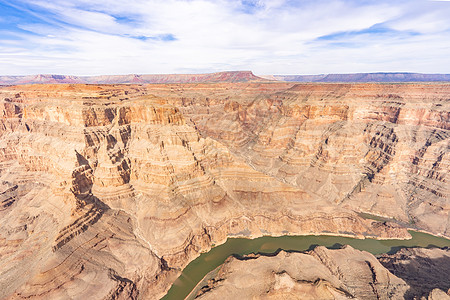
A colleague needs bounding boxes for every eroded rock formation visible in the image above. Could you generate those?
[0,82,448,299]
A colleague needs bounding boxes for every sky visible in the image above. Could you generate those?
[0,0,450,75]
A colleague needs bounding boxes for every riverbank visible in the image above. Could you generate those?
[161,230,450,299]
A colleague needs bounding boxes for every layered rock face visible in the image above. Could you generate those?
[0,83,448,299]
[193,246,450,300]
[179,83,449,237]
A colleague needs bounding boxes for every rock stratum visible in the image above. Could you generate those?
[0,82,449,299]
[194,246,450,300]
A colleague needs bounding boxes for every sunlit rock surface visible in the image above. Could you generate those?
[0,82,448,299]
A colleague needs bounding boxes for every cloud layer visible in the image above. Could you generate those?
[0,0,449,75]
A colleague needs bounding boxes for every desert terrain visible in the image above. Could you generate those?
[0,78,449,299]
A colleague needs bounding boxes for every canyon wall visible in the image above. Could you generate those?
[0,82,448,299]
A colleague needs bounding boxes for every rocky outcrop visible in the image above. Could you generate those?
[193,246,450,300]
[0,82,448,299]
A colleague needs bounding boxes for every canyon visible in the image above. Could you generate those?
[192,246,450,300]
[0,81,449,299]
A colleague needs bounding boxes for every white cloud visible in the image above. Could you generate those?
[1,0,449,75]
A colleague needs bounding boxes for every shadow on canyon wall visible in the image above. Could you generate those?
[379,247,450,299]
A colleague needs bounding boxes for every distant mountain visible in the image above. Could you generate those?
[0,74,84,85]
[260,73,450,82]
[4,72,449,85]
[0,71,264,85]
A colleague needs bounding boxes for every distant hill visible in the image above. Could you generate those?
[3,72,449,85]
[260,73,450,82]
[0,71,264,85]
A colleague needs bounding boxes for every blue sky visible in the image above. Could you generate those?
[0,0,449,75]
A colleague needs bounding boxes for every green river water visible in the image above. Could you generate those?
[161,230,450,300]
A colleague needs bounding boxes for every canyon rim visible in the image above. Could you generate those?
[2,0,450,298]
[0,75,449,299]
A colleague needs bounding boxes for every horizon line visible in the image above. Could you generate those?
[2,71,450,77]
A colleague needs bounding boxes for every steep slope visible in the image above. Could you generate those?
[178,83,450,237]
[0,82,448,299]
[379,247,450,299]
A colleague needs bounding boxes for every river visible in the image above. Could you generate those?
[161,230,450,300]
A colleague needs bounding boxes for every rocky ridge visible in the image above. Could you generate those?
[0,71,263,85]
[0,82,448,299]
